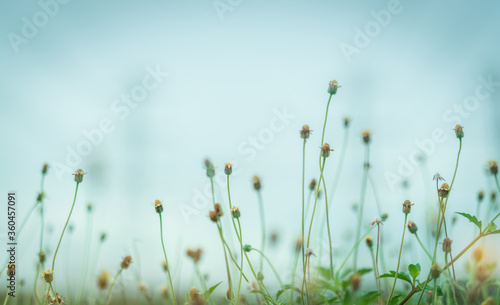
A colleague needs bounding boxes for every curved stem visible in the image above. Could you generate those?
[257,191,266,272]
[217,222,233,304]
[300,139,306,305]
[251,248,283,287]
[354,144,370,271]
[49,283,60,305]
[414,233,432,262]
[34,176,46,305]
[159,214,177,305]
[320,158,334,279]
[335,225,376,278]
[387,214,408,304]
[105,268,123,305]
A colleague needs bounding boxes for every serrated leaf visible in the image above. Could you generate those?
[456,212,482,231]
[203,281,222,301]
[379,271,413,285]
[408,263,421,280]
[389,294,404,305]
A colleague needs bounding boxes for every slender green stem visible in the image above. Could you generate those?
[77,209,94,305]
[251,248,283,287]
[414,233,432,261]
[335,225,376,278]
[236,220,244,305]
[51,182,80,272]
[290,250,300,303]
[221,237,249,282]
[42,285,51,305]
[34,176,46,305]
[159,214,177,305]
[3,289,9,305]
[369,247,381,299]
[89,240,104,305]
[444,253,458,305]
[49,283,60,305]
[105,268,123,305]
[217,222,233,304]
[354,144,370,271]
[320,158,334,279]
[256,191,266,272]
[300,139,307,305]
[387,214,408,304]
[320,94,333,147]
[495,175,500,194]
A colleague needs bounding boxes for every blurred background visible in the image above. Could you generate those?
[1,0,499,299]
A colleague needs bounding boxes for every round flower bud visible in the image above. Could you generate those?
[426,291,433,304]
[154,199,163,214]
[73,169,86,183]
[224,163,232,175]
[381,213,389,222]
[257,271,264,281]
[327,80,339,95]
[454,124,464,139]
[295,238,303,252]
[438,183,450,198]
[488,160,498,175]
[253,175,261,191]
[97,270,109,290]
[42,269,53,283]
[39,251,46,264]
[350,273,361,292]
[402,200,414,214]
[121,255,132,269]
[42,163,49,175]
[430,263,440,279]
[343,117,350,128]
[442,237,452,253]
[205,160,215,178]
[492,192,497,201]
[320,143,333,158]
[472,247,483,263]
[361,130,371,144]
[407,221,418,234]
[214,203,223,217]
[187,248,202,264]
[365,236,373,248]
[100,232,107,242]
[209,210,218,222]
[309,179,316,191]
[243,244,252,252]
[478,190,484,202]
[300,125,311,139]
[162,259,168,272]
[231,206,240,219]
[37,192,45,203]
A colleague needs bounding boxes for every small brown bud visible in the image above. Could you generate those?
[475,263,495,283]
[97,270,109,290]
[478,190,484,201]
[224,163,232,175]
[120,255,132,269]
[187,248,202,264]
[309,179,316,191]
[472,247,483,262]
[407,221,418,234]
[160,286,169,299]
[365,236,373,248]
[343,117,350,127]
[442,237,452,253]
[350,273,361,291]
[37,192,45,202]
[454,124,464,139]
[253,175,261,191]
[488,160,498,175]
[361,130,371,144]
[42,163,49,175]
[320,143,333,158]
[214,203,223,217]
[402,200,414,214]
[154,199,163,214]
[42,269,53,283]
[39,251,46,264]
[438,183,450,198]
[300,125,311,139]
[162,259,168,272]
[492,192,497,200]
[73,169,86,183]
[327,80,339,95]
[209,210,218,222]
[295,238,303,252]
[100,232,107,242]
[226,288,232,300]
[426,291,433,304]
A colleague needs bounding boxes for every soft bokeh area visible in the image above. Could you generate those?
[1,0,499,299]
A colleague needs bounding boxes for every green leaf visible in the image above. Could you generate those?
[487,229,500,235]
[379,271,413,285]
[360,291,381,304]
[203,281,222,301]
[408,263,421,280]
[389,294,404,305]
[356,268,373,276]
[275,284,300,301]
[317,266,333,280]
[456,212,482,231]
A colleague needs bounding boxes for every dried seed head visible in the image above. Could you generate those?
[224,163,232,175]
[121,255,132,269]
[361,130,371,144]
[371,217,383,226]
[209,210,218,222]
[73,169,86,183]
[162,259,168,272]
[473,247,484,263]
[187,248,202,264]
[154,199,163,214]
[430,263,441,279]
[253,175,261,191]
[344,117,350,128]
[309,179,316,191]
[42,163,49,175]
[407,221,418,234]
[320,143,333,158]
[442,237,452,253]
[488,160,498,175]
[214,203,223,217]
[188,287,205,305]
[433,173,445,181]
[478,190,484,202]
[37,192,45,202]
[300,125,311,139]
[350,273,361,291]
[295,237,303,252]
[454,124,464,139]
[97,270,109,290]
[402,200,414,214]
[160,286,169,299]
[365,236,373,248]
[438,183,450,198]
[42,269,53,283]
[327,80,339,95]
[138,282,148,293]
[39,251,46,263]
[49,293,66,304]
[230,206,240,218]
[305,248,315,257]
[205,159,215,178]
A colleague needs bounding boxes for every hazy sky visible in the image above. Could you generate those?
[1,0,499,298]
